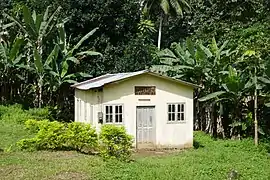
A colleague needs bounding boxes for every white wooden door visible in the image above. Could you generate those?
[136,106,155,149]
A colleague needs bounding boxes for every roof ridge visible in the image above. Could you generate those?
[71,70,199,90]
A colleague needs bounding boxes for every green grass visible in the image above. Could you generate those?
[1,131,270,179]
[0,105,270,179]
[0,121,33,151]
[0,105,37,151]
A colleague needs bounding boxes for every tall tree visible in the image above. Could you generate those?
[5,5,61,107]
[142,0,190,49]
[237,50,266,145]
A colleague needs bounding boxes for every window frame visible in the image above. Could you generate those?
[167,102,186,123]
[103,104,124,124]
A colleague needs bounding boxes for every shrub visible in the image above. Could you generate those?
[17,120,98,153]
[0,105,8,117]
[0,104,32,123]
[66,122,98,152]
[36,121,67,150]
[27,107,52,120]
[24,119,43,133]
[99,125,133,161]
[17,138,39,151]
[18,120,133,159]
[17,120,66,150]
[0,105,52,123]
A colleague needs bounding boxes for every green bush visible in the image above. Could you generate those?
[0,104,32,123]
[0,105,8,117]
[27,107,52,120]
[18,120,133,159]
[17,138,40,151]
[17,120,98,153]
[24,119,43,133]
[66,122,98,152]
[99,125,133,161]
[0,105,52,123]
[17,120,66,150]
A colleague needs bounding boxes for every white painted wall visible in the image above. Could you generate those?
[74,73,194,148]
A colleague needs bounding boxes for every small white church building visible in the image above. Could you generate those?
[72,70,199,149]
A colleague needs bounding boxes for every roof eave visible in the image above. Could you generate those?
[146,72,201,89]
[71,74,111,88]
[72,70,201,90]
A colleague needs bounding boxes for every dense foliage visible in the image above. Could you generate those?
[16,118,133,161]
[99,125,133,161]
[18,120,98,153]
[152,37,270,142]
[0,104,52,123]
[1,0,270,143]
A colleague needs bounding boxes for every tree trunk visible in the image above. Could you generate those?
[254,66,258,146]
[254,87,258,146]
[39,84,42,108]
[201,106,206,131]
[205,106,212,133]
[157,15,163,50]
[38,76,43,108]
[217,115,225,138]
[212,104,218,138]
[194,98,200,130]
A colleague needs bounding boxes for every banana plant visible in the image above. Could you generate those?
[48,22,102,90]
[57,22,102,65]
[4,5,61,56]
[0,37,28,101]
[42,22,102,107]
[33,44,59,108]
[236,50,266,145]
[31,21,101,108]
[199,66,252,138]
[0,37,25,69]
[151,38,233,87]
[151,37,236,132]
[5,5,62,107]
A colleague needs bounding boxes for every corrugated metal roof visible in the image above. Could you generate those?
[71,70,200,90]
[71,70,147,90]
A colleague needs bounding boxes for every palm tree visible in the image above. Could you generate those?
[142,0,190,49]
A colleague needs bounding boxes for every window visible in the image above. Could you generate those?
[135,86,156,95]
[168,103,185,122]
[115,105,123,123]
[105,105,113,123]
[105,105,123,123]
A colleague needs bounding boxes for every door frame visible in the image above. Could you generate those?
[135,106,156,149]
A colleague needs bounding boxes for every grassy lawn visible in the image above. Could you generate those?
[1,119,270,179]
[0,121,33,152]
